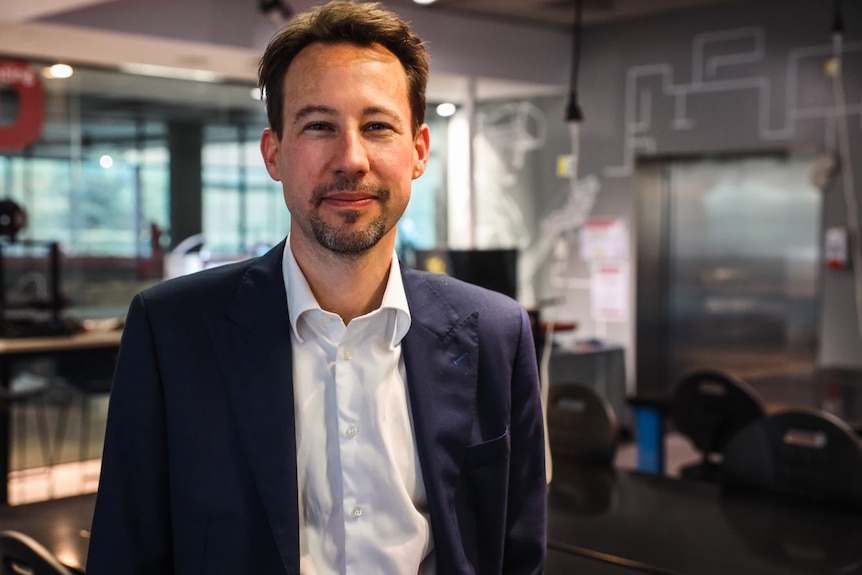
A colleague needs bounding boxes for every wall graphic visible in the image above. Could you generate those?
[606,27,862,177]
[472,15,862,366]
[0,60,44,150]
[475,100,601,306]
[474,101,545,248]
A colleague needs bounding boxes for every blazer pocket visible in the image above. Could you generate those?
[463,426,510,471]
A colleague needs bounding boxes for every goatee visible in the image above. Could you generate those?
[310,177,391,257]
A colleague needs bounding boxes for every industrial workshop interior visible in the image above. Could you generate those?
[0,0,861,573]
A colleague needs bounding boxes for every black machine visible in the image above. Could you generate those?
[414,248,519,300]
[0,200,73,337]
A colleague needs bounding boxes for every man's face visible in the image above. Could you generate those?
[261,42,430,258]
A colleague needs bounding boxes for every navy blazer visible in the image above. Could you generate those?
[86,241,547,574]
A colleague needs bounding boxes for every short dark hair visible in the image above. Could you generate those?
[258,1,429,138]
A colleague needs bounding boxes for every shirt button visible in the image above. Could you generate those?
[343,348,354,360]
[351,506,364,518]
[346,425,359,438]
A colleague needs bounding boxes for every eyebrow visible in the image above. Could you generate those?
[363,106,402,125]
[293,105,335,124]
[292,105,404,128]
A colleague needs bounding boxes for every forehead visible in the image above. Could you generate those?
[283,42,408,98]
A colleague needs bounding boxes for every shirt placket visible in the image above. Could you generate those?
[333,320,369,573]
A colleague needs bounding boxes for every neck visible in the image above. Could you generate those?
[290,235,394,324]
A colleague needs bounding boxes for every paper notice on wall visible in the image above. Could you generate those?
[590,261,629,322]
[580,218,629,261]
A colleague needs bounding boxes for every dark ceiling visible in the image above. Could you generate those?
[8,0,767,155]
[380,0,756,30]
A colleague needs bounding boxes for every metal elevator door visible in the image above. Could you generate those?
[636,155,823,392]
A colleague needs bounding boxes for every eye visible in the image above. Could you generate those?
[304,122,331,132]
[366,122,394,132]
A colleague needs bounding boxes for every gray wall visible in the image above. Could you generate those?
[501,0,862,375]
[41,0,572,87]
[39,0,862,375]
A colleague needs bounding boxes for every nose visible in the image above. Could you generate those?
[333,129,370,177]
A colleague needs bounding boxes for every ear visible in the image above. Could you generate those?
[411,123,431,180]
[260,127,282,182]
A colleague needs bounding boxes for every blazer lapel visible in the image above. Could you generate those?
[402,269,479,569]
[204,241,300,574]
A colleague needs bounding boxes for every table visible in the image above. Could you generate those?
[0,330,122,504]
[548,463,862,575]
[0,331,122,357]
[628,367,862,474]
[0,492,94,573]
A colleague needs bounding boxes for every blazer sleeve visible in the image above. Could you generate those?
[86,293,174,574]
[503,306,548,573]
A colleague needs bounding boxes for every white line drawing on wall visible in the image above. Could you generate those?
[474,101,547,247]
[693,27,765,83]
[474,100,601,304]
[605,27,862,178]
[519,174,600,306]
[479,101,548,185]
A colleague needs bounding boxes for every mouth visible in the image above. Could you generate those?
[319,192,378,210]
[312,177,390,213]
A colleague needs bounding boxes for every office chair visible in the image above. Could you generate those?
[722,407,862,508]
[670,368,765,481]
[546,383,619,514]
[547,383,619,465]
[0,531,74,575]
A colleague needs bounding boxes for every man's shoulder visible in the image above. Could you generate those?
[142,240,284,303]
[142,258,255,302]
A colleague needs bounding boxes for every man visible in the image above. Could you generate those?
[86,2,546,573]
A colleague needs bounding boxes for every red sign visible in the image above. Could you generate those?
[0,60,44,150]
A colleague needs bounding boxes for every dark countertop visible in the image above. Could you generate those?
[548,462,862,575]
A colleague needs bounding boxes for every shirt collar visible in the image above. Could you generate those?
[282,235,411,348]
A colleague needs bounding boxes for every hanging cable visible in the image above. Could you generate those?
[565,0,585,123]
[259,0,294,26]
[542,0,590,484]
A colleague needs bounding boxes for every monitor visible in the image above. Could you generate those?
[414,248,519,300]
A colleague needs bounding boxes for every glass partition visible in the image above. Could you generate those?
[0,58,448,318]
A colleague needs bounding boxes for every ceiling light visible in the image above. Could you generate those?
[436,102,457,117]
[119,62,220,82]
[43,63,73,79]
[99,155,114,169]
[413,0,437,5]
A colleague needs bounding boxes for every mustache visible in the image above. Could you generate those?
[312,177,389,206]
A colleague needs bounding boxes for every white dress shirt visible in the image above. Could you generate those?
[283,239,435,575]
